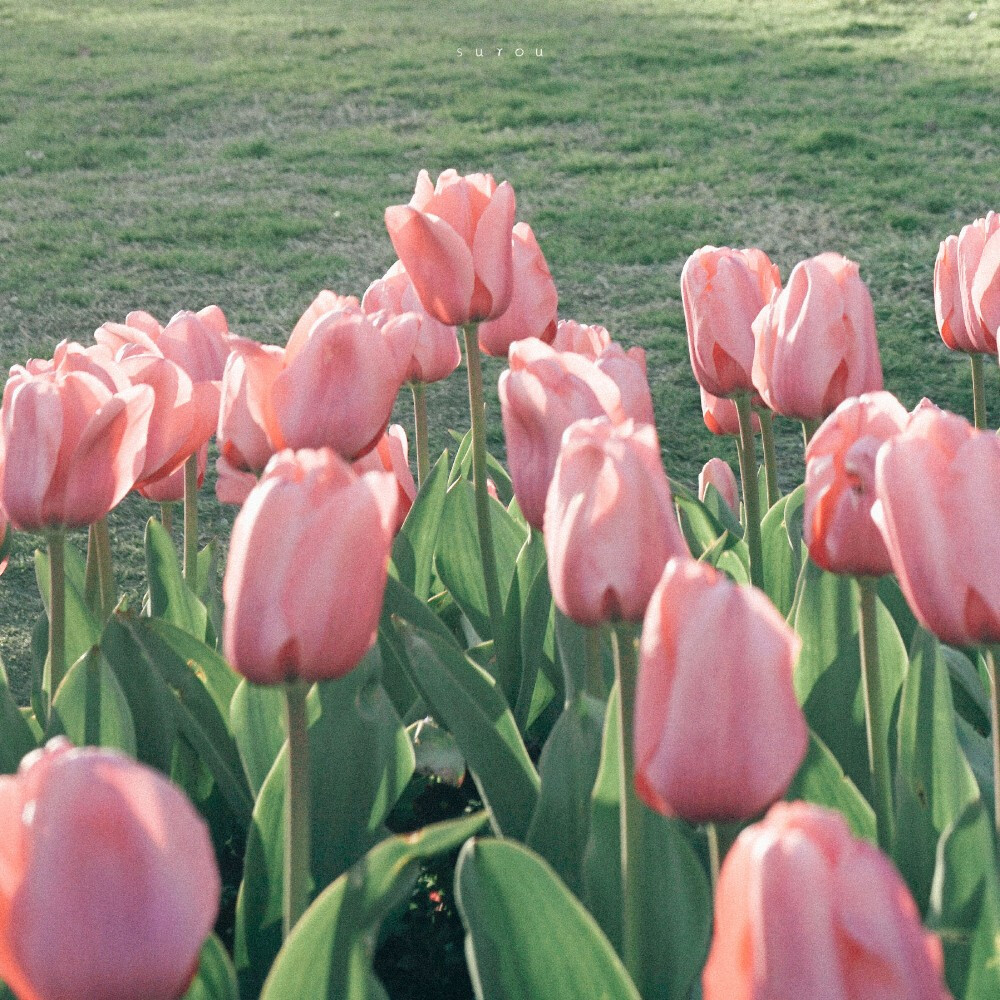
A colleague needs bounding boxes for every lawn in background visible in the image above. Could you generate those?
[1,0,998,696]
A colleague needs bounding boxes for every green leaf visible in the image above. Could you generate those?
[394,450,449,600]
[182,934,239,1000]
[260,811,487,1000]
[434,480,525,640]
[516,564,558,731]
[783,483,805,556]
[760,492,801,618]
[928,799,1000,999]
[0,656,38,774]
[196,540,224,649]
[554,607,588,702]
[701,481,744,539]
[145,518,208,639]
[35,541,100,680]
[235,659,414,999]
[389,621,539,839]
[785,729,876,841]
[894,628,980,913]
[877,574,919,651]
[945,646,991,735]
[699,530,750,585]
[526,693,605,896]
[793,560,906,801]
[674,490,733,558]
[456,837,640,1000]
[230,680,287,797]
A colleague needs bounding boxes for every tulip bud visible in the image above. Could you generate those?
[872,406,1000,646]
[635,558,805,822]
[700,386,761,437]
[595,343,655,425]
[972,228,1000,345]
[352,425,416,533]
[544,418,688,626]
[752,253,883,421]
[223,448,398,683]
[698,457,739,515]
[0,738,220,1000]
[362,261,462,383]
[385,169,516,326]
[681,246,781,397]
[477,222,558,357]
[703,801,950,1000]
[803,392,909,577]
[499,338,624,530]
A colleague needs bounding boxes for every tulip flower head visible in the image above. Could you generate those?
[385,169,516,326]
[544,418,689,626]
[972,225,1000,345]
[935,213,999,354]
[635,558,806,823]
[0,738,220,1000]
[698,457,739,516]
[700,386,761,437]
[703,801,950,1000]
[804,391,909,577]
[551,319,612,359]
[352,425,416,534]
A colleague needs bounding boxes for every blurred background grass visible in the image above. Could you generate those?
[1,0,998,696]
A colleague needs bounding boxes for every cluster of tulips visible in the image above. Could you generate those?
[0,168,998,1000]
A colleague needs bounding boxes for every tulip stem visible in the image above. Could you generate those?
[611,624,646,993]
[585,627,605,701]
[283,679,311,939]
[801,418,820,449]
[734,393,764,590]
[706,823,721,894]
[462,325,506,652]
[46,526,66,714]
[84,650,101,746]
[94,517,114,620]
[410,382,430,489]
[160,502,174,536]
[183,454,198,588]
[857,576,895,851]
[758,409,780,509]
[970,353,987,430]
[984,648,1000,841]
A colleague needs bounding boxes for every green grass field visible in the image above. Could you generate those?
[2,0,999,697]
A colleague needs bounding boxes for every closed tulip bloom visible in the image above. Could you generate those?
[595,342,655,425]
[0,738,220,1000]
[499,338,625,530]
[700,386,761,437]
[698,457,739,515]
[0,503,9,575]
[362,261,461,383]
[223,448,398,683]
[284,291,360,362]
[551,319,612,359]
[545,418,688,626]
[635,558,805,822]
[872,406,1000,646]
[803,392,909,577]
[385,169,516,326]
[352,425,416,533]
[752,253,883,421]
[477,222,558,357]
[26,340,126,392]
[681,246,781,397]
[972,228,1000,344]
[703,801,950,1000]
[140,443,208,504]
[934,218,1000,354]
[0,359,154,529]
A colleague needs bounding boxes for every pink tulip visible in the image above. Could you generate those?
[385,169,516,326]
[362,261,462,383]
[703,801,950,1000]
[140,443,208,504]
[223,448,398,683]
[594,343,655,425]
[284,291,360,363]
[972,228,1000,345]
[872,406,1000,646]
[551,319,612,359]
[214,456,259,507]
[26,341,126,392]
[0,356,154,529]
[499,338,625,530]
[803,391,909,577]
[477,222,558,357]
[96,305,232,383]
[352,425,416,533]
[0,738,220,1000]
[0,503,9,575]
[698,457,739,515]
[544,418,689,626]
[700,386,760,437]
[681,246,781,397]
[752,253,883,421]
[635,558,805,823]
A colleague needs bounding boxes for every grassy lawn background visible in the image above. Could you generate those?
[1,0,998,698]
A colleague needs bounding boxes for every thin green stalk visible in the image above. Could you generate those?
[462,325,505,650]
[84,522,100,614]
[411,382,431,489]
[283,679,311,939]
[801,418,820,449]
[706,823,721,895]
[612,624,646,994]
[758,408,780,509]
[985,649,1000,842]
[84,650,101,746]
[734,392,764,590]
[970,353,987,430]
[94,517,114,618]
[585,627,605,701]
[183,454,199,587]
[857,576,895,851]
[160,501,174,536]
[46,526,66,713]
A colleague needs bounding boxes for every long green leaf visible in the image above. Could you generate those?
[145,517,208,639]
[394,450,449,600]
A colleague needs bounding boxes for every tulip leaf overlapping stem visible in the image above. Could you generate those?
[734,392,764,589]
[801,418,820,448]
[284,678,311,939]
[856,575,895,852]
[410,382,430,488]
[84,517,114,620]
[984,648,1000,839]
[462,324,506,655]
[970,353,987,430]
[183,453,199,586]
[45,525,66,719]
[757,408,780,509]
